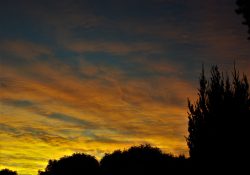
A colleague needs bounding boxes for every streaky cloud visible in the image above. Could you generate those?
[47,113,95,128]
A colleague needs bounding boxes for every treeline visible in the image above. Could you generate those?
[39,145,189,175]
[1,145,190,175]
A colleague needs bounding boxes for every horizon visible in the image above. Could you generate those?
[0,0,250,175]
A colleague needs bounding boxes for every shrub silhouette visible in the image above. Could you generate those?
[236,0,250,39]
[38,153,99,175]
[0,169,17,175]
[37,145,190,175]
[187,65,250,173]
[100,144,190,175]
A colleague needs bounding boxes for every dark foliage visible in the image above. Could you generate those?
[0,169,17,175]
[187,65,250,173]
[38,145,190,175]
[236,0,250,39]
[38,153,99,175]
[100,144,190,175]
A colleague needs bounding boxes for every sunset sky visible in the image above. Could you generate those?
[0,0,250,175]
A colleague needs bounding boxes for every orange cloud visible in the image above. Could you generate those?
[1,41,197,175]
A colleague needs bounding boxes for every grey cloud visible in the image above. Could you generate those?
[47,113,95,128]
[1,99,34,108]
[0,123,20,135]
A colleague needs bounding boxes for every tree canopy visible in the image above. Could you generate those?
[0,169,18,175]
[100,144,189,175]
[38,153,99,175]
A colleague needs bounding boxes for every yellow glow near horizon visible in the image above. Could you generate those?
[0,59,196,175]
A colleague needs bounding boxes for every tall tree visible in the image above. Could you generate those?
[187,65,250,172]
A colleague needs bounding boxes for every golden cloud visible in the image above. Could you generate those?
[1,41,197,175]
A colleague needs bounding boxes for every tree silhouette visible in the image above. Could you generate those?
[187,65,250,173]
[100,144,190,175]
[38,153,99,175]
[236,0,250,39]
[0,169,17,175]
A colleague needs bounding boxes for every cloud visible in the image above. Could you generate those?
[0,56,194,150]
[1,99,34,108]
[47,113,95,128]
[0,40,53,59]
[1,1,249,174]
[0,130,76,175]
[0,20,200,175]
[0,123,20,135]
[83,130,131,144]
[65,40,164,55]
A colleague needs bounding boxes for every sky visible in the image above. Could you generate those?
[0,0,250,175]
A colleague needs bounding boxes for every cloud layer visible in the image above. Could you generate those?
[0,0,250,175]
